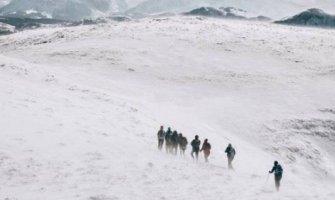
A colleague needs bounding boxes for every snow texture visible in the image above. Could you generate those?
[0,21,14,34]
[0,15,335,200]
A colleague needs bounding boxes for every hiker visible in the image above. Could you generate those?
[157,126,165,150]
[269,161,283,191]
[178,133,188,155]
[200,139,211,162]
[191,135,201,160]
[165,127,172,153]
[171,130,179,155]
[225,143,236,169]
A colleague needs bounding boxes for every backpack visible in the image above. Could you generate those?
[230,148,236,157]
[226,147,235,157]
[158,130,165,139]
[275,165,283,175]
[192,139,200,148]
[204,143,211,150]
[171,133,178,143]
[165,131,172,141]
[181,137,187,146]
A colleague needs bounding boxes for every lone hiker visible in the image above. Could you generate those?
[178,133,188,155]
[191,135,201,160]
[165,127,172,153]
[157,126,165,150]
[269,161,283,191]
[225,143,236,169]
[200,139,211,162]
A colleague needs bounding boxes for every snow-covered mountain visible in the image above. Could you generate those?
[1,1,335,200]
[127,0,335,19]
[0,0,128,20]
[1,0,335,20]
[184,7,254,20]
[276,8,335,28]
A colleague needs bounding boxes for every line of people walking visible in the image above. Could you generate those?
[157,125,284,191]
[158,126,188,155]
[157,126,236,166]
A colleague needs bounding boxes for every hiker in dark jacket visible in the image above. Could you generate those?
[178,133,188,155]
[225,143,236,169]
[165,127,172,153]
[171,130,179,155]
[157,126,165,150]
[200,139,211,162]
[269,161,283,191]
[191,135,201,160]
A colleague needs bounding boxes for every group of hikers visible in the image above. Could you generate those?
[157,125,284,191]
[157,126,233,163]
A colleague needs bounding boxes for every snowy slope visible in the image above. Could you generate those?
[0,21,14,34]
[0,0,128,20]
[0,17,335,200]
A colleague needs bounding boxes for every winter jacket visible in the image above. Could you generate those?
[191,139,201,150]
[180,137,188,148]
[171,132,179,144]
[270,164,283,176]
[157,130,165,140]
[165,130,172,142]
[225,146,236,157]
[201,142,211,154]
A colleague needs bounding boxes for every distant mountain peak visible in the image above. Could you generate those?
[306,8,326,15]
[0,0,129,20]
[276,8,335,28]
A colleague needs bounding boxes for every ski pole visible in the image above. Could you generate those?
[264,173,270,186]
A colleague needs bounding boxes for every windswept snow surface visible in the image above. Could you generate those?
[0,17,335,199]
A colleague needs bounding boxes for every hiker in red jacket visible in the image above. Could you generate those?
[200,139,211,162]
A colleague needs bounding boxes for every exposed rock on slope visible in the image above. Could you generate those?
[276,8,335,28]
[185,6,271,21]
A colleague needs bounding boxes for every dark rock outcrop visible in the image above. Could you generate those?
[184,6,248,19]
[276,8,335,28]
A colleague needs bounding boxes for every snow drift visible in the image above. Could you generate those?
[0,21,14,34]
